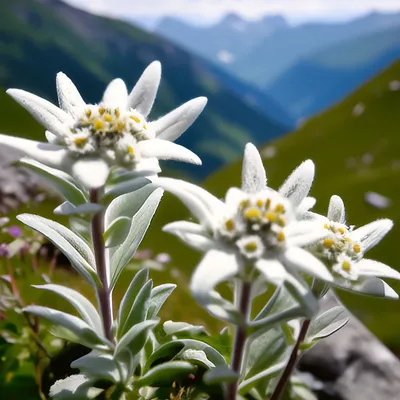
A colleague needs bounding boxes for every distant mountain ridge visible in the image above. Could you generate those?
[266,25,400,119]
[0,0,290,179]
[233,11,400,86]
[156,13,288,66]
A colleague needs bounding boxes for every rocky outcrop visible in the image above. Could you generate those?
[300,293,400,400]
[0,147,45,214]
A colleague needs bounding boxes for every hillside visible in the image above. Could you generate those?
[0,0,289,180]
[267,25,400,119]
[233,11,400,87]
[144,60,400,346]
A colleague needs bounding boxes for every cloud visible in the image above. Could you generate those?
[65,0,400,22]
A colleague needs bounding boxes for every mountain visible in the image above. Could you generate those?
[266,25,400,119]
[156,13,288,66]
[233,11,400,87]
[199,60,400,346]
[0,0,290,180]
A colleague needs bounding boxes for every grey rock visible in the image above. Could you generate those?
[300,293,400,400]
[0,146,46,213]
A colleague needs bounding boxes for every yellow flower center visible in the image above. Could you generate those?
[225,219,235,231]
[342,260,351,271]
[243,207,262,220]
[245,242,258,252]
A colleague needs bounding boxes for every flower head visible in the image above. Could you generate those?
[308,195,400,298]
[0,61,206,188]
[155,143,333,317]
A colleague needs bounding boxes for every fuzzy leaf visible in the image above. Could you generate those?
[305,306,349,344]
[119,280,153,338]
[49,374,103,399]
[54,202,103,216]
[163,321,207,337]
[135,361,195,388]
[33,284,103,333]
[110,188,163,288]
[17,214,99,287]
[144,341,186,372]
[71,351,122,383]
[146,284,176,320]
[103,177,151,202]
[24,305,106,349]
[105,183,158,228]
[104,216,131,248]
[238,361,286,394]
[17,158,87,205]
[246,328,287,379]
[117,268,149,338]
[115,319,158,357]
[203,366,238,385]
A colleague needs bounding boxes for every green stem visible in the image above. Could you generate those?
[226,281,252,400]
[269,319,311,400]
[90,189,113,342]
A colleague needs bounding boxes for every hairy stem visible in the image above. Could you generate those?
[90,189,113,342]
[269,319,311,400]
[226,281,252,400]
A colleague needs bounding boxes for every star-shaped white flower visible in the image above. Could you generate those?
[155,143,333,316]
[0,61,206,188]
[308,195,400,299]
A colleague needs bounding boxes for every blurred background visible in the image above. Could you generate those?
[1,0,400,398]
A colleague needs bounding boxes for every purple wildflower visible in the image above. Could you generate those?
[8,226,22,238]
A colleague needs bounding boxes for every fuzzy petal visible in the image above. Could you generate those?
[0,134,70,169]
[155,177,224,218]
[141,139,201,165]
[70,158,110,189]
[127,61,161,116]
[163,221,205,236]
[256,258,318,317]
[297,197,316,216]
[255,258,288,285]
[163,221,215,252]
[345,277,399,299]
[282,247,333,282]
[279,160,315,207]
[224,187,247,208]
[286,221,328,247]
[153,177,219,229]
[241,143,267,193]
[153,97,207,142]
[134,157,161,175]
[7,89,72,139]
[350,219,393,253]
[356,259,400,280]
[45,130,63,145]
[56,72,86,117]
[327,195,346,223]
[190,249,240,302]
[103,78,128,107]
[137,139,201,165]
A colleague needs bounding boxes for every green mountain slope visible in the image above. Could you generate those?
[0,0,288,180]
[144,60,400,345]
[267,25,400,119]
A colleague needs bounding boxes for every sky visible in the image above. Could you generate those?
[65,0,400,27]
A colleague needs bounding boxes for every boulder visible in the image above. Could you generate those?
[300,293,400,400]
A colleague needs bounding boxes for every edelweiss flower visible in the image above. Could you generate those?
[0,61,206,188]
[155,143,333,315]
[308,195,400,298]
